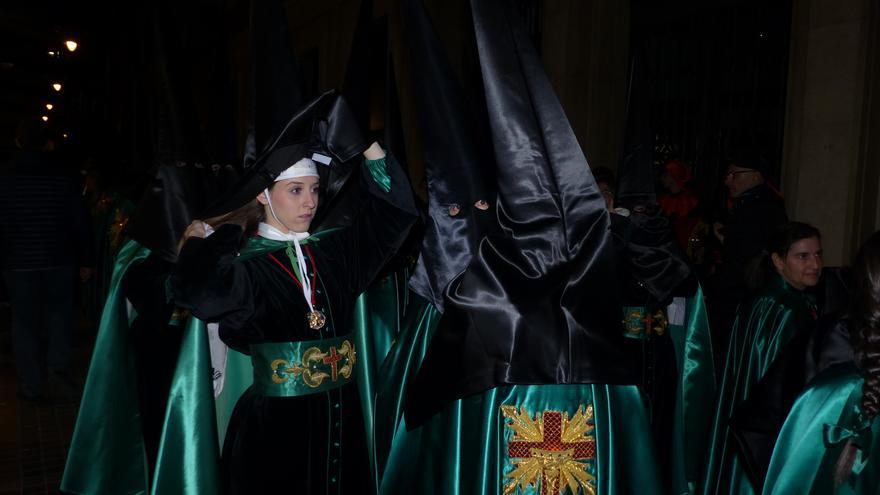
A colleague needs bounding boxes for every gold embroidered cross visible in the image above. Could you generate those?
[501,405,596,495]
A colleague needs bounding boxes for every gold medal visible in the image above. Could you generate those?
[308,309,326,330]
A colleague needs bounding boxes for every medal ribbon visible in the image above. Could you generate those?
[267,244,318,311]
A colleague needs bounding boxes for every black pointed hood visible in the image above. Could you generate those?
[617,52,656,209]
[612,54,693,305]
[124,2,239,262]
[241,0,305,170]
[310,0,374,231]
[126,164,239,262]
[405,0,636,426]
[199,90,336,220]
[404,0,497,312]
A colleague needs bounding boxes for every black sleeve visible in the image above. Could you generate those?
[170,224,256,327]
[320,152,419,295]
[121,254,175,323]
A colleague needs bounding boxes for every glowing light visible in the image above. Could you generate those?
[65,40,78,52]
[41,115,49,122]
[52,83,62,92]
[48,51,56,56]
[62,133,69,139]
[45,103,53,110]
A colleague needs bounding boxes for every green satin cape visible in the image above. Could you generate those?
[351,268,410,492]
[380,383,662,495]
[669,286,716,494]
[700,275,817,495]
[763,364,879,495]
[61,239,152,495]
[375,297,663,495]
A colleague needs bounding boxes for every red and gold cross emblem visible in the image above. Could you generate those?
[501,405,596,495]
[322,346,344,381]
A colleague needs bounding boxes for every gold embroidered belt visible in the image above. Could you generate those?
[250,334,357,397]
[622,306,668,339]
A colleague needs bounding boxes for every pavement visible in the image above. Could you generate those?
[0,303,95,495]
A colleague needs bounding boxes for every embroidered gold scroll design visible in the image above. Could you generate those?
[269,340,357,388]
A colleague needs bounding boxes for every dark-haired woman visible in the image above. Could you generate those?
[761,231,880,494]
[700,221,823,494]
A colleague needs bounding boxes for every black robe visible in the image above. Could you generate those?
[609,208,695,489]
[172,158,417,494]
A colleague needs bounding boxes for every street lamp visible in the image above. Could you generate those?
[65,40,78,52]
[52,83,62,92]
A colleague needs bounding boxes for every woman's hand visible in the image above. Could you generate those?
[178,220,210,254]
[363,142,385,160]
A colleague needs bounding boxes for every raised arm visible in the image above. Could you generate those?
[319,143,419,296]
[171,223,256,328]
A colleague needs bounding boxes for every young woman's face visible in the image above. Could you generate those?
[772,236,823,290]
[257,176,320,232]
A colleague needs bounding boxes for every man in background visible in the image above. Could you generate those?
[0,119,94,401]
[707,149,787,357]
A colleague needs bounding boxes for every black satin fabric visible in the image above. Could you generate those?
[125,164,238,263]
[172,157,417,493]
[809,266,855,318]
[200,91,337,220]
[404,0,637,427]
[404,0,499,313]
[609,207,694,489]
[611,208,695,306]
[240,0,304,170]
[729,312,855,490]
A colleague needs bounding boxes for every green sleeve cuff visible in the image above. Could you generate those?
[364,157,391,193]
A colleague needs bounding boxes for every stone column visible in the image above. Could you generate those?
[782,0,880,264]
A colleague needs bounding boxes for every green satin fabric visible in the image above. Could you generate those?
[250,335,356,396]
[147,316,253,494]
[763,364,880,494]
[237,227,343,260]
[700,275,817,495]
[364,157,392,193]
[669,286,716,494]
[61,240,151,495]
[372,294,443,479]
[150,315,221,495]
[350,270,409,491]
[376,298,662,494]
[380,383,662,495]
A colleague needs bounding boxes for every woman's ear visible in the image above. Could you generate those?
[771,252,785,273]
[256,190,269,206]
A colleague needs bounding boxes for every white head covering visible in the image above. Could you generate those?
[275,157,319,181]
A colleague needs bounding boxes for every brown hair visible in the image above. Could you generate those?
[834,231,880,486]
[204,199,265,234]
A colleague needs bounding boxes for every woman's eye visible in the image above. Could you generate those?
[290,188,302,194]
